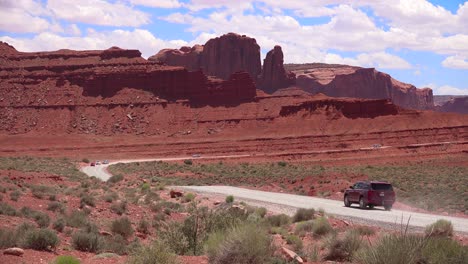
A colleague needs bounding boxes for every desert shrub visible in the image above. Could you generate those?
[23,228,59,251]
[160,222,190,255]
[108,174,124,183]
[103,192,118,203]
[10,190,21,201]
[356,234,426,264]
[47,201,65,213]
[0,202,19,216]
[65,210,88,228]
[103,234,128,255]
[304,244,320,262]
[324,230,363,261]
[140,183,150,193]
[183,193,196,203]
[14,222,36,241]
[20,206,36,217]
[53,255,81,264]
[183,159,193,165]
[354,225,375,236]
[286,234,303,252]
[127,240,179,264]
[206,224,273,264]
[137,219,150,235]
[425,219,453,238]
[0,194,3,201]
[33,211,51,228]
[80,195,95,207]
[49,194,57,201]
[0,229,16,248]
[266,214,291,227]
[270,227,287,237]
[277,161,288,167]
[31,185,55,199]
[111,201,127,215]
[294,220,314,236]
[53,218,66,232]
[312,217,333,237]
[225,195,234,203]
[144,191,160,204]
[255,207,268,218]
[82,158,90,163]
[422,237,468,263]
[292,208,315,223]
[72,230,102,252]
[111,217,133,239]
[0,186,6,193]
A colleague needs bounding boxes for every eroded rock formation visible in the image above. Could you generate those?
[437,97,468,114]
[149,33,261,80]
[258,45,295,93]
[288,64,433,110]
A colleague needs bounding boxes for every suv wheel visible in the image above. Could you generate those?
[368,205,374,209]
[384,204,392,211]
[344,196,350,207]
[359,197,367,209]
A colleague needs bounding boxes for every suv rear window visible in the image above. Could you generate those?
[371,183,393,191]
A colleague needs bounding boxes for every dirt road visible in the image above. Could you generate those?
[177,186,468,234]
[81,154,250,181]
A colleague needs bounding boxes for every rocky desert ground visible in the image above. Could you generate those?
[0,33,467,264]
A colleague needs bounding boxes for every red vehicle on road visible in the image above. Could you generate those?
[344,181,395,210]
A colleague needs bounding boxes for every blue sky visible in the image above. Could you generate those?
[1,0,467,95]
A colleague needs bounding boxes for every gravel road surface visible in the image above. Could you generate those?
[177,186,468,234]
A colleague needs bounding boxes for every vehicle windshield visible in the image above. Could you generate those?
[371,183,393,191]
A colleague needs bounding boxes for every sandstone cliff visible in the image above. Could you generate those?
[258,45,295,93]
[287,64,433,110]
[437,97,468,114]
[149,33,261,80]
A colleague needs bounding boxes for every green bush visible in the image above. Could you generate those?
[111,201,127,215]
[103,234,128,255]
[53,255,81,264]
[206,224,273,264]
[159,222,190,255]
[183,193,196,203]
[10,190,21,201]
[137,219,150,235]
[53,218,66,232]
[324,231,363,261]
[108,174,124,183]
[0,202,19,216]
[65,210,89,228]
[47,201,65,213]
[72,230,102,252]
[0,229,16,248]
[140,183,150,192]
[127,240,179,264]
[111,217,134,239]
[312,217,333,237]
[80,195,95,207]
[225,195,234,203]
[294,220,314,236]
[23,228,59,251]
[355,233,468,264]
[425,219,453,238]
[266,214,291,227]
[292,208,315,223]
[33,211,51,228]
[184,159,193,165]
[286,234,303,252]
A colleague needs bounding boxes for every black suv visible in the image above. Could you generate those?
[344,181,395,210]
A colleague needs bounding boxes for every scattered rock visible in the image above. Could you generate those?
[170,190,183,198]
[3,247,24,256]
[281,247,303,263]
[100,231,112,236]
[213,200,221,205]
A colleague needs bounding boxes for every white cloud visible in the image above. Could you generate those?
[324,52,412,69]
[424,83,468,95]
[0,0,51,33]
[442,55,468,69]
[130,0,182,8]
[47,0,151,27]
[0,29,185,58]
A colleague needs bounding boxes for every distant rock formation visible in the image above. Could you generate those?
[437,97,468,114]
[258,45,295,93]
[288,64,433,110]
[150,33,261,80]
[0,42,256,106]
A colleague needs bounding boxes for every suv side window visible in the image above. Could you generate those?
[353,183,360,189]
[361,183,370,190]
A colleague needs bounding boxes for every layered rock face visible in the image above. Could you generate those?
[437,97,468,114]
[150,33,261,80]
[0,42,255,105]
[289,64,433,110]
[258,45,295,93]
